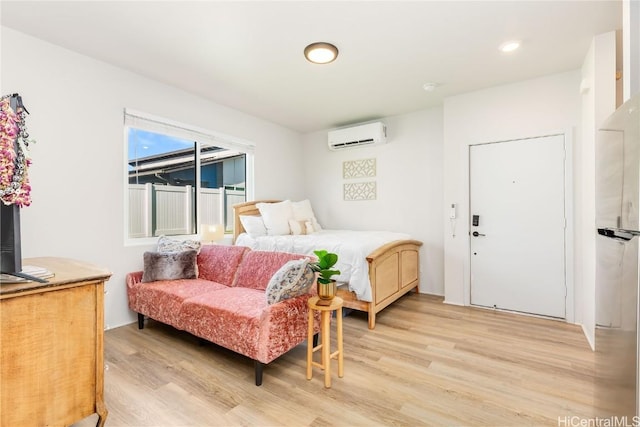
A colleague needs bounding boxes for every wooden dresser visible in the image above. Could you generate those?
[0,257,112,427]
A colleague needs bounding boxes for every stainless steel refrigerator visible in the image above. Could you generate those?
[596,92,640,417]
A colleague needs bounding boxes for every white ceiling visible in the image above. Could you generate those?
[0,1,622,133]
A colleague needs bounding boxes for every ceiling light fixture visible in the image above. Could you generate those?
[304,42,339,64]
[499,40,521,53]
[423,82,440,92]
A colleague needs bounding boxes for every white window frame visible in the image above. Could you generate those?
[123,108,255,246]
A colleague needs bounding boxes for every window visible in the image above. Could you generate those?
[125,109,254,241]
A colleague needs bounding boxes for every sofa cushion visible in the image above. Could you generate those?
[129,279,228,328]
[179,287,267,360]
[142,250,199,283]
[197,244,250,286]
[233,250,310,291]
[265,259,315,304]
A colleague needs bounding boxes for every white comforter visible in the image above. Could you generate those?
[235,230,411,302]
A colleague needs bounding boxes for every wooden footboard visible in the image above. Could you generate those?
[232,200,423,329]
[336,239,422,329]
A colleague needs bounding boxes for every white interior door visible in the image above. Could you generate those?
[469,134,566,318]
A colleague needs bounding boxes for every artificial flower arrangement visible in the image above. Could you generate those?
[0,93,33,208]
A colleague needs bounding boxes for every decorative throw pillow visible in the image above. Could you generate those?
[288,219,308,235]
[265,259,315,304]
[157,235,202,254]
[291,199,322,231]
[304,220,316,234]
[256,200,293,235]
[239,215,268,237]
[141,250,198,283]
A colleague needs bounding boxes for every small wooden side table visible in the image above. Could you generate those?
[306,295,344,388]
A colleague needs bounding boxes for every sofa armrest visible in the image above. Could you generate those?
[256,294,320,364]
[126,271,144,289]
[126,271,144,313]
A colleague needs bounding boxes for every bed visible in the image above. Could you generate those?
[232,200,423,329]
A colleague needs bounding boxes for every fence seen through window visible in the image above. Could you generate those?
[127,128,246,238]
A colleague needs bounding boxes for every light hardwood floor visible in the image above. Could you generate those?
[75,294,622,426]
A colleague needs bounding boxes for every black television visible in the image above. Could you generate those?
[0,203,22,274]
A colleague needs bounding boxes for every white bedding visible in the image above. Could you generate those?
[235,229,411,302]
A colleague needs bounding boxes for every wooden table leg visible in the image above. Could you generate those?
[337,306,343,378]
[322,311,331,388]
[306,306,314,380]
[95,401,108,427]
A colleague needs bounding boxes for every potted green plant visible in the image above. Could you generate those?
[309,249,341,301]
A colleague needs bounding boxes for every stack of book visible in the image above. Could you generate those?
[21,265,55,280]
[0,265,55,283]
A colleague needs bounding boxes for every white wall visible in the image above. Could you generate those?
[442,71,582,319]
[1,28,305,329]
[623,0,640,100]
[301,108,444,295]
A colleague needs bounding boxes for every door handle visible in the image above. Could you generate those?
[472,231,485,237]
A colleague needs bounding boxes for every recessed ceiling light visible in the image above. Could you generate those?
[423,82,440,92]
[304,42,339,64]
[499,40,521,53]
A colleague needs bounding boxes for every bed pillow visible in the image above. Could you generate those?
[265,259,316,304]
[157,235,202,254]
[141,250,199,283]
[291,199,322,231]
[239,215,267,237]
[256,200,293,235]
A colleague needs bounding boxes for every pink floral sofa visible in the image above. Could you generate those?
[126,244,319,386]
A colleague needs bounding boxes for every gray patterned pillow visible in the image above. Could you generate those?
[141,250,199,283]
[157,235,202,254]
[265,259,315,304]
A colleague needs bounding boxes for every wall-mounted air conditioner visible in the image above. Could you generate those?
[327,121,387,150]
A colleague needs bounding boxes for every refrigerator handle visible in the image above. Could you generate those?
[597,227,640,242]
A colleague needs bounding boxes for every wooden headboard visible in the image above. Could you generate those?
[232,200,281,243]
